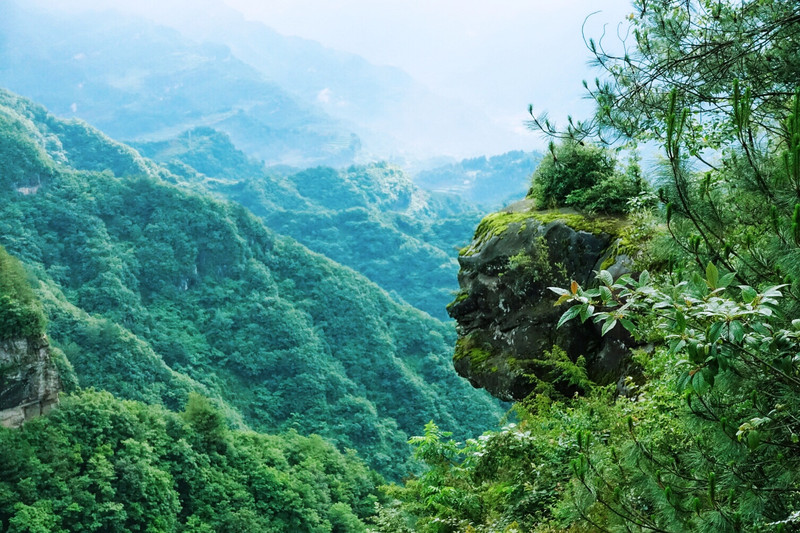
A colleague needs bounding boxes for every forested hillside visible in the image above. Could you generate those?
[0,88,504,482]
[6,1,798,531]
[134,128,483,319]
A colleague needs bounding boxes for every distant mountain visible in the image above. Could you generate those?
[134,127,483,320]
[0,89,504,479]
[414,150,544,209]
[3,0,521,165]
[170,9,507,161]
[0,2,359,167]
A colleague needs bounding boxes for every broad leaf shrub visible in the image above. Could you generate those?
[550,266,800,531]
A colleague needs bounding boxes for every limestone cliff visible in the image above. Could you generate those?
[448,199,634,401]
[0,334,60,427]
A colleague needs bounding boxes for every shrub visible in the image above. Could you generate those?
[0,246,46,339]
[528,141,645,214]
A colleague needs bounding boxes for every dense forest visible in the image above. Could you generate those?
[0,88,505,484]
[132,128,482,320]
[2,0,800,532]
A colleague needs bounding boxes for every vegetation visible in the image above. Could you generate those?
[134,128,482,320]
[0,245,46,340]
[0,88,504,482]
[527,140,647,214]
[4,0,799,530]
[0,389,381,532]
[388,1,800,531]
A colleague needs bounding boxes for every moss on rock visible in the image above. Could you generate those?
[528,211,624,237]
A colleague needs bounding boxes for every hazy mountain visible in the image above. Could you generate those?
[0,1,359,167]
[173,10,507,161]
[4,0,520,165]
[414,150,544,209]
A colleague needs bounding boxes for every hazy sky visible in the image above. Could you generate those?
[219,0,635,148]
[29,0,634,155]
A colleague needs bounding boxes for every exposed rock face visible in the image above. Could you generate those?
[0,335,60,428]
[448,199,633,401]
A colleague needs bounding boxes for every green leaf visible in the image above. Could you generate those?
[718,272,736,288]
[638,270,650,287]
[677,370,691,391]
[740,285,758,302]
[554,293,571,306]
[557,305,581,329]
[762,284,786,298]
[701,366,716,387]
[601,318,617,336]
[674,309,686,333]
[579,304,595,323]
[620,318,636,334]
[669,338,686,354]
[728,321,744,343]
[548,287,570,296]
[597,270,614,286]
[599,285,613,302]
[746,430,761,450]
[706,262,719,289]
[692,370,710,394]
[707,322,724,344]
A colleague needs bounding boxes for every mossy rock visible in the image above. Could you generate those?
[449,199,635,402]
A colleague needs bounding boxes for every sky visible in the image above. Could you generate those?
[218,0,635,149]
[28,0,635,156]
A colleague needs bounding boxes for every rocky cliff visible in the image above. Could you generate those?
[448,199,634,401]
[0,334,60,427]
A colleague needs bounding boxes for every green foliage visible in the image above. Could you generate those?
[521,345,592,399]
[0,390,381,532]
[135,129,482,320]
[552,267,800,530]
[383,401,604,532]
[0,245,46,339]
[0,108,54,191]
[0,91,504,480]
[527,141,645,214]
[399,3,800,531]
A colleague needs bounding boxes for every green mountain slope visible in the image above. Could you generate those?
[0,267,382,531]
[0,89,504,479]
[134,128,484,320]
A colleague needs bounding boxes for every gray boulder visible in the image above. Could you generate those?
[448,199,633,401]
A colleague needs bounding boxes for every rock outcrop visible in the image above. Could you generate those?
[0,335,60,428]
[448,199,634,401]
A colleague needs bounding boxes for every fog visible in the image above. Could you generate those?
[23,0,634,159]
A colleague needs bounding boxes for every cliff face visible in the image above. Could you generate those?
[448,199,634,401]
[0,335,60,428]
